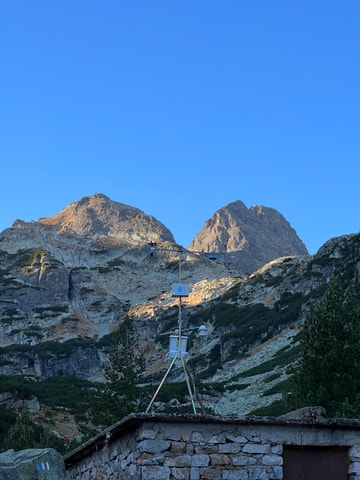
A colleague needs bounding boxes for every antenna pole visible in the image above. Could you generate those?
[146,251,204,414]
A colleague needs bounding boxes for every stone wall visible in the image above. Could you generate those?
[350,446,360,479]
[65,414,360,480]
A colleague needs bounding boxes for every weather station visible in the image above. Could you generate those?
[145,243,211,415]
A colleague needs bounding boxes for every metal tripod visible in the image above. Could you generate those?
[146,297,205,414]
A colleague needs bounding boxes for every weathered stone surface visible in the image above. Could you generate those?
[209,453,232,465]
[225,434,248,444]
[139,439,171,453]
[349,445,360,459]
[188,200,308,274]
[218,443,242,454]
[0,448,69,480]
[190,467,200,480]
[199,466,223,479]
[172,466,190,479]
[164,454,192,467]
[242,443,270,454]
[280,405,327,421]
[252,466,271,480]
[191,454,210,467]
[0,392,40,413]
[137,426,158,440]
[171,441,187,453]
[191,431,204,443]
[271,445,283,455]
[232,454,257,466]
[262,454,283,466]
[223,470,248,480]
[273,465,283,479]
[349,462,360,474]
[195,445,217,454]
[141,465,170,480]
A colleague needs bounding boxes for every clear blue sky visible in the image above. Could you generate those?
[1,1,359,254]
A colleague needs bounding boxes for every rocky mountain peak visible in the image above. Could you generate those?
[189,200,308,273]
[1,192,359,436]
[0,194,175,256]
[38,193,174,242]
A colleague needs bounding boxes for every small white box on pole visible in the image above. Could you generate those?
[171,283,189,297]
[168,335,188,357]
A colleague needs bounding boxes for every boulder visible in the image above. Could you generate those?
[0,448,69,480]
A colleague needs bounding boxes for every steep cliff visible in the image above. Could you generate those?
[189,200,308,273]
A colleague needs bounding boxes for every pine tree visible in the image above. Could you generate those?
[289,280,360,417]
[91,314,149,426]
[2,409,35,451]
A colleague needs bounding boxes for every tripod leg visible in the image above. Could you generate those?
[146,354,178,413]
[180,355,197,414]
[183,360,206,414]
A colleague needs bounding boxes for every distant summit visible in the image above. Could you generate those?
[0,194,307,275]
[0,193,175,256]
[38,193,175,242]
[188,200,308,273]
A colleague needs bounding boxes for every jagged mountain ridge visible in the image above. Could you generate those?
[189,200,308,273]
[0,194,307,272]
[0,193,307,348]
[0,192,325,360]
[0,189,358,438]
[0,188,360,438]
[0,194,238,348]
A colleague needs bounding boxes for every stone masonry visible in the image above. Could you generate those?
[65,413,360,480]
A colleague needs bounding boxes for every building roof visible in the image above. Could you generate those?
[64,409,360,467]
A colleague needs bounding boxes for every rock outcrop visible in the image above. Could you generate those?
[189,200,308,273]
[0,193,175,265]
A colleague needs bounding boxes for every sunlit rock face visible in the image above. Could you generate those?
[189,200,308,274]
